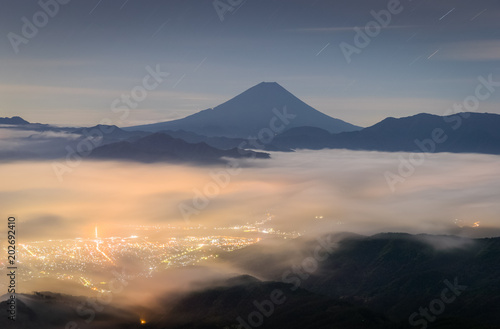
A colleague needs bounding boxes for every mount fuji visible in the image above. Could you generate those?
[126,82,361,138]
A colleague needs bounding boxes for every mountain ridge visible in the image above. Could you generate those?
[0,116,30,125]
[272,112,500,154]
[89,132,270,164]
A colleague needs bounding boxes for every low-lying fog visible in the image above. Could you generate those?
[1,149,499,240]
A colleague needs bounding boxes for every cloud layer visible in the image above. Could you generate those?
[1,149,499,241]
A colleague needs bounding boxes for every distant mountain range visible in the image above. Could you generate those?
[3,233,499,329]
[272,112,500,154]
[89,132,270,164]
[87,111,500,159]
[2,83,500,162]
[153,129,292,152]
[125,82,362,137]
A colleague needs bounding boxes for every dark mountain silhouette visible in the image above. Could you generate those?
[0,292,139,329]
[0,116,29,125]
[126,82,361,137]
[0,279,392,329]
[89,132,270,164]
[273,112,500,154]
[218,232,500,327]
[157,129,292,152]
[273,126,334,150]
[155,275,391,329]
[0,124,151,162]
[4,111,500,162]
[70,124,150,144]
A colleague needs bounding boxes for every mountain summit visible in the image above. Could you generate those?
[126,82,361,138]
[0,116,29,125]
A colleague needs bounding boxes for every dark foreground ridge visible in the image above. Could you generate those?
[2,233,499,329]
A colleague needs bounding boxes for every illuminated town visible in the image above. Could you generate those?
[1,214,300,293]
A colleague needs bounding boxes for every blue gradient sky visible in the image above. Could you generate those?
[1,0,500,127]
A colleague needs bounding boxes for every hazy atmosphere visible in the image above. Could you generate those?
[1,150,499,241]
[1,1,500,329]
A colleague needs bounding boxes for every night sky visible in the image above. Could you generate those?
[1,0,499,127]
